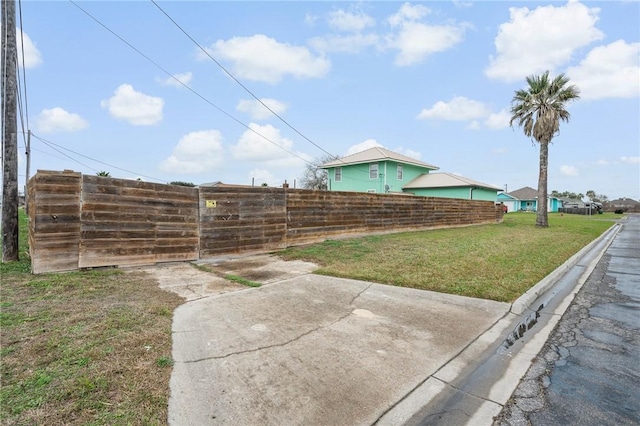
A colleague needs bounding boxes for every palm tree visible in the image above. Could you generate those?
[510,71,580,227]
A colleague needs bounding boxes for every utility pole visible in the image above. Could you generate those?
[2,0,19,261]
[24,129,30,212]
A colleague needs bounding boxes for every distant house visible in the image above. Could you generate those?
[605,197,640,212]
[319,147,439,194]
[498,186,563,212]
[319,147,500,201]
[403,172,502,201]
[496,192,518,213]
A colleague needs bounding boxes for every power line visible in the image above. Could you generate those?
[17,0,29,131]
[149,0,336,159]
[68,0,314,167]
[34,136,100,174]
[31,133,168,182]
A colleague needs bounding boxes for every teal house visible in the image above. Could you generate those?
[320,147,439,194]
[319,147,500,201]
[403,172,502,201]
[498,186,563,212]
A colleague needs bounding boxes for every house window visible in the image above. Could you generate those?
[397,164,403,180]
[334,167,342,182]
[369,163,378,179]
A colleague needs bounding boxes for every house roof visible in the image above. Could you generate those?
[199,181,257,188]
[319,147,439,170]
[497,192,517,200]
[403,172,502,191]
[608,198,640,206]
[507,186,538,200]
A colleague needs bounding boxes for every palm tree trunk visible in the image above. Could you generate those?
[536,141,549,227]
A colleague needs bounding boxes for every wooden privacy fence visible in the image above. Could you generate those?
[28,170,504,273]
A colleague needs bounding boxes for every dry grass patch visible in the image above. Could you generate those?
[1,267,183,425]
[1,210,184,425]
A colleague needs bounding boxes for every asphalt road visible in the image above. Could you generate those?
[495,214,640,426]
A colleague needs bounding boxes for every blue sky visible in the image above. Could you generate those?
[11,0,640,200]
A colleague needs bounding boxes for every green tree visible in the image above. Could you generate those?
[96,171,110,177]
[510,71,580,227]
[170,181,195,187]
[586,190,608,203]
[553,190,584,200]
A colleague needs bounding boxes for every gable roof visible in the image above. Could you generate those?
[507,186,538,200]
[319,147,439,170]
[608,198,640,206]
[497,192,517,200]
[199,181,255,188]
[403,172,502,190]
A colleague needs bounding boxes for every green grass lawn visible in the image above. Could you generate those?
[279,212,619,302]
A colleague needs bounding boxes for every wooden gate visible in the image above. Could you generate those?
[78,176,199,268]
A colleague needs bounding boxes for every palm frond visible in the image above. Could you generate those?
[509,70,579,144]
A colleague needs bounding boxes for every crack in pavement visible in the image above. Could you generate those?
[183,283,374,364]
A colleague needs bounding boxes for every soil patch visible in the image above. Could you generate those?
[129,255,318,301]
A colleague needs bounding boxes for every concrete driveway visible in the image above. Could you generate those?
[147,257,510,425]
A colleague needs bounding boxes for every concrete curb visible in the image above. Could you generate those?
[510,221,622,315]
[377,219,624,426]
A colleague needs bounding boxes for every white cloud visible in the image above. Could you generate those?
[468,120,481,130]
[484,109,511,129]
[236,98,288,121]
[101,84,164,126]
[345,138,383,156]
[159,130,225,174]
[567,40,640,100]
[452,0,473,9]
[17,29,42,68]
[230,123,308,168]
[620,156,640,164]
[385,3,466,66]
[392,146,422,160]
[328,9,375,32]
[311,3,464,63]
[417,96,490,121]
[388,3,431,26]
[158,71,193,88]
[305,13,319,26]
[36,107,88,133]
[203,34,330,84]
[597,159,609,166]
[560,165,579,176]
[492,147,508,155]
[485,1,604,82]
[387,22,466,66]
[308,33,379,54]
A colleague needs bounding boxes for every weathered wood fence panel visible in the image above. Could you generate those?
[198,186,287,257]
[285,190,499,245]
[27,170,82,274]
[27,171,503,273]
[78,176,199,268]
